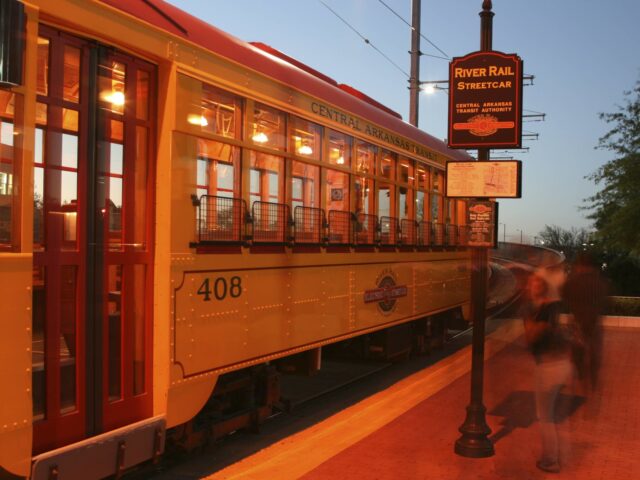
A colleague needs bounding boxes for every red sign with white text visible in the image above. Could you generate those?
[448,51,523,149]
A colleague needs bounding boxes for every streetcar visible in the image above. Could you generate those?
[0,1,473,478]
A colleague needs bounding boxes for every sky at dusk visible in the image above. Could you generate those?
[167,0,640,244]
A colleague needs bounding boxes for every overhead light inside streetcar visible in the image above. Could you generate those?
[103,90,125,106]
[336,156,345,165]
[252,131,269,143]
[187,114,208,127]
[298,143,313,155]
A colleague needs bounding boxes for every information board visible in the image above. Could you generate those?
[467,200,497,248]
[446,160,522,198]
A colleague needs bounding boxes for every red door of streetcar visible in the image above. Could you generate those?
[32,26,156,453]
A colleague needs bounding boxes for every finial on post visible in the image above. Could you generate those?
[482,0,492,12]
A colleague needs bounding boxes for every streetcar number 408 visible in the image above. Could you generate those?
[197,276,242,301]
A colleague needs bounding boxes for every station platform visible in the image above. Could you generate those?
[204,319,640,480]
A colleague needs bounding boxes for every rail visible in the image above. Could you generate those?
[194,196,474,250]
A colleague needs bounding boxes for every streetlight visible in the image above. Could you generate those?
[516,228,523,243]
[419,79,449,94]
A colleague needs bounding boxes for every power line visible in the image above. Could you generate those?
[376,0,450,59]
[318,0,409,77]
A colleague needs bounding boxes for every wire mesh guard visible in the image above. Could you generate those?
[198,195,246,243]
[293,206,325,244]
[432,223,445,246]
[379,216,398,245]
[354,213,377,245]
[327,210,352,245]
[418,221,432,246]
[446,224,458,246]
[400,219,417,246]
[251,201,291,243]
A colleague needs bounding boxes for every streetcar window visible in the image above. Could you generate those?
[291,160,319,209]
[196,138,240,198]
[177,74,242,139]
[325,168,349,212]
[290,116,322,161]
[354,175,374,215]
[398,186,413,220]
[416,191,425,222]
[356,140,376,175]
[378,182,393,218]
[249,150,284,205]
[0,91,15,247]
[416,165,429,190]
[380,149,395,180]
[98,60,126,115]
[63,46,81,104]
[328,129,352,167]
[36,37,50,97]
[252,103,286,150]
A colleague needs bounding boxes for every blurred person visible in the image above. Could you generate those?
[535,263,567,302]
[562,252,609,392]
[521,273,573,473]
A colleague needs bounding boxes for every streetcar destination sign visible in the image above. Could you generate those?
[445,160,522,198]
[448,51,523,149]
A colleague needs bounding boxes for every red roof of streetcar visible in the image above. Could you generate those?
[100,0,471,161]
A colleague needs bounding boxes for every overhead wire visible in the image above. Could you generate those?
[376,0,450,59]
[318,0,409,78]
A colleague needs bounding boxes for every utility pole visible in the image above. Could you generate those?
[408,0,421,127]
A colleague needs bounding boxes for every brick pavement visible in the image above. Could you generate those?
[207,323,640,480]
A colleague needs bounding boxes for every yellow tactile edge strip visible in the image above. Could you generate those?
[206,318,525,480]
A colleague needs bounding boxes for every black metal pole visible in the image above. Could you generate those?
[454,0,495,458]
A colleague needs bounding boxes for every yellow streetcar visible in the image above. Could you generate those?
[0,1,472,478]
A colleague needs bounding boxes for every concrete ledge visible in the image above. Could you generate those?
[559,313,640,328]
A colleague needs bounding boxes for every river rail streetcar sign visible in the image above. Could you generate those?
[446,160,522,198]
[448,51,523,149]
[466,200,497,248]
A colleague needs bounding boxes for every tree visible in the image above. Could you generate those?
[538,224,591,261]
[585,79,640,254]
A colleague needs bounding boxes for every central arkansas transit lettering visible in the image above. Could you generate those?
[311,101,439,162]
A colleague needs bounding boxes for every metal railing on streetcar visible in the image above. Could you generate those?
[293,206,325,245]
[196,195,247,243]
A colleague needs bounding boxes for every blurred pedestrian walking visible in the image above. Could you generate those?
[562,252,609,392]
[521,272,573,473]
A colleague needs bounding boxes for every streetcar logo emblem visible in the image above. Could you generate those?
[364,272,407,314]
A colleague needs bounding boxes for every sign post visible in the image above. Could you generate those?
[450,0,524,459]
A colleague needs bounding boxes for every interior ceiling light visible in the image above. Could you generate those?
[187,114,208,127]
[104,90,125,106]
[336,156,344,165]
[298,143,313,155]
[252,131,269,143]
